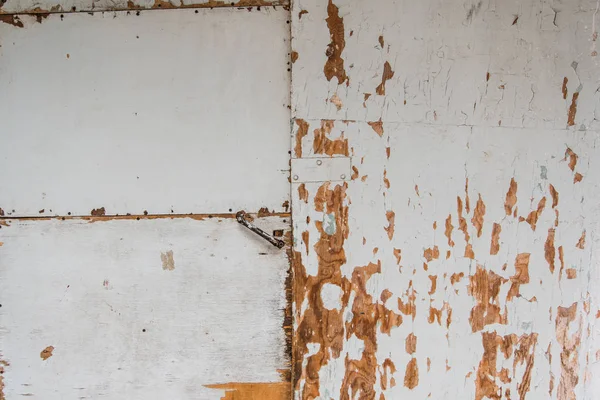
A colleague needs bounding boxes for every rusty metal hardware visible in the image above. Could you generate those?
[236,211,285,249]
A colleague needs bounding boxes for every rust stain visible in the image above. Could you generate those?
[350,166,359,180]
[383,170,390,189]
[160,250,175,271]
[378,35,384,48]
[294,119,309,158]
[423,246,439,262]
[291,51,299,63]
[298,183,309,203]
[375,61,394,96]
[368,119,384,137]
[384,211,395,240]
[507,253,530,301]
[323,0,348,85]
[385,147,390,159]
[0,15,23,28]
[576,230,586,249]
[471,194,485,238]
[403,358,419,389]
[549,184,559,208]
[40,346,54,360]
[524,197,546,231]
[0,208,4,216]
[566,269,577,279]
[567,92,579,126]
[298,9,308,19]
[405,333,417,354]
[545,228,556,273]
[313,120,348,156]
[562,77,569,99]
[469,266,508,332]
[204,382,290,400]
[490,223,501,255]
[445,215,455,246]
[573,172,583,183]
[564,148,578,171]
[555,303,581,400]
[504,178,518,215]
[91,207,106,217]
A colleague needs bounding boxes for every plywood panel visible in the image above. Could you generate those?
[290,0,600,399]
[0,216,290,399]
[0,8,290,217]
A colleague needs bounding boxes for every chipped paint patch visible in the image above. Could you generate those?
[205,382,290,400]
[375,61,394,95]
[313,120,348,156]
[161,250,175,271]
[323,0,348,85]
[40,346,54,360]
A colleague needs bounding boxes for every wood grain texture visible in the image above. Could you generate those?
[0,217,290,399]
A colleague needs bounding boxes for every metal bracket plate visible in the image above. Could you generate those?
[291,157,351,183]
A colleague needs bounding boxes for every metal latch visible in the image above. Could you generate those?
[291,157,351,183]
[236,211,285,249]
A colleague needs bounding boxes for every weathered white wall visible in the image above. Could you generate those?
[0,8,290,217]
[290,0,600,399]
[0,216,290,399]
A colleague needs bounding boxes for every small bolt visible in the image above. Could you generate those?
[293,175,299,181]
[316,159,323,166]
[340,174,346,180]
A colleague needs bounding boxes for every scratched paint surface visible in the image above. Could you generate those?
[0,8,290,217]
[0,216,290,399]
[290,0,600,399]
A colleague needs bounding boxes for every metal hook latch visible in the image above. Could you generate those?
[236,211,285,249]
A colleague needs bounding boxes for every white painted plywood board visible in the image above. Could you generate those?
[0,216,290,399]
[0,8,290,217]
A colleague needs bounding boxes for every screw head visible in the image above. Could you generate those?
[316,159,323,166]
[293,175,299,181]
[340,174,346,180]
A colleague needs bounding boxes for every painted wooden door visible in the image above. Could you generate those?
[0,6,292,399]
